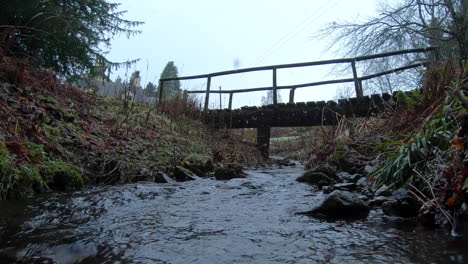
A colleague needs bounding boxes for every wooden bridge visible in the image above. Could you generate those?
[158,47,437,157]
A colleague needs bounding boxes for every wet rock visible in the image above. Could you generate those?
[154,172,171,183]
[364,165,376,175]
[297,165,341,186]
[173,166,197,182]
[391,188,411,198]
[418,208,437,228]
[333,183,356,191]
[322,185,334,194]
[382,196,420,218]
[356,177,369,187]
[368,196,392,207]
[352,174,364,182]
[337,172,363,183]
[214,166,245,180]
[374,185,392,197]
[360,187,373,198]
[240,182,262,189]
[315,164,337,178]
[300,190,370,218]
[358,195,370,202]
[296,172,338,187]
[337,172,353,182]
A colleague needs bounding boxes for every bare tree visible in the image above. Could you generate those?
[261,90,283,105]
[318,0,467,94]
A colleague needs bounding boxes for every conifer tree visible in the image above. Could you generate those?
[0,0,143,79]
[159,61,181,99]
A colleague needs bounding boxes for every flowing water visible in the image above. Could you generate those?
[1,163,467,264]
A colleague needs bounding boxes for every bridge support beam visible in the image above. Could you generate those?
[257,126,271,159]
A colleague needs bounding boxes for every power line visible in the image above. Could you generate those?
[254,0,343,66]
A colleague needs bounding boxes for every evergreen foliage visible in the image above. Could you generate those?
[159,61,181,99]
[144,82,157,97]
[0,0,143,79]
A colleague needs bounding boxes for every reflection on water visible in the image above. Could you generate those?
[0,165,467,263]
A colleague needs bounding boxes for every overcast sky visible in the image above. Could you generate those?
[108,0,378,108]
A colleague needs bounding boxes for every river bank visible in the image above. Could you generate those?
[0,60,264,199]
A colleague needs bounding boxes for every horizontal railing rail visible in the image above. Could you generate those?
[158,46,437,111]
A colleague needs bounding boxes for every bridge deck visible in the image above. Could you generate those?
[204,92,402,129]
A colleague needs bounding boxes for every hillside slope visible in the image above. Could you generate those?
[0,58,262,199]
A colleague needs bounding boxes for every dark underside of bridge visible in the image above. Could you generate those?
[204,92,408,157]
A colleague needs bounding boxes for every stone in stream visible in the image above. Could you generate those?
[173,166,197,182]
[299,190,370,218]
[337,172,353,182]
[214,166,245,180]
[381,190,421,218]
[368,196,392,207]
[374,184,392,197]
[296,164,341,187]
[154,172,174,183]
[364,165,377,175]
[337,172,363,184]
[356,177,369,187]
[333,183,357,191]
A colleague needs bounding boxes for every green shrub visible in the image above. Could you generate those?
[373,112,455,190]
[0,144,49,199]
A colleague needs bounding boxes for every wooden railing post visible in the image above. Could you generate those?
[289,88,295,103]
[228,92,233,110]
[272,68,278,105]
[204,76,211,112]
[219,86,222,109]
[351,60,363,97]
[158,79,164,104]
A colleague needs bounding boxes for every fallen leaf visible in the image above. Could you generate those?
[32,124,41,134]
[6,141,30,156]
[462,167,468,177]
[447,197,456,207]
[451,138,464,149]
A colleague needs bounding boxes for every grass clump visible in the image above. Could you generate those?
[0,144,15,199]
[13,165,48,199]
[42,160,84,191]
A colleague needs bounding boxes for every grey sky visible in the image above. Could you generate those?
[108,0,378,108]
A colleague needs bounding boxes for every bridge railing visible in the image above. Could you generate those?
[158,47,437,111]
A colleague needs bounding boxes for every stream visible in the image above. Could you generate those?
[1,163,467,263]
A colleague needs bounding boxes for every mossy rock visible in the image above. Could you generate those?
[214,166,245,181]
[42,160,84,191]
[186,153,213,174]
[0,148,48,199]
[12,165,48,199]
[296,164,341,187]
[314,164,338,180]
